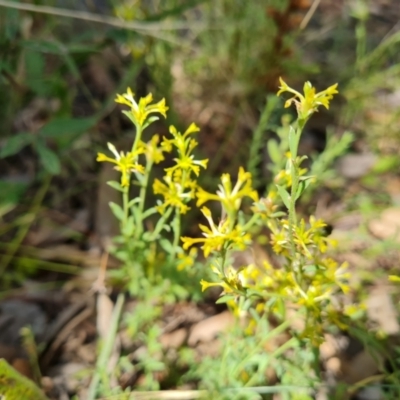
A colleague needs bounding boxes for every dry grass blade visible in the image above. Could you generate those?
[0,0,206,32]
[99,390,205,400]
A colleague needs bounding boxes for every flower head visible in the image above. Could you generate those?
[277,78,338,120]
[143,134,166,164]
[162,123,208,177]
[196,167,259,213]
[97,142,145,187]
[115,88,168,128]
[153,175,196,214]
[181,206,251,257]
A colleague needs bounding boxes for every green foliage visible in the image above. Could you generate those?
[97,81,364,398]
[183,80,353,345]
[0,359,48,400]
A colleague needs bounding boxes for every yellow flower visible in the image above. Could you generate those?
[177,247,197,271]
[143,134,166,164]
[196,167,259,212]
[115,88,168,127]
[200,265,245,293]
[153,175,196,214]
[162,124,208,177]
[97,142,145,187]
[277,77,338,120]
[181,206,251,257]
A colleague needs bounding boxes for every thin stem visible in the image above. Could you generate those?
[219,248,228,278]
[131,124,143,153]
[241,212,260,232]
[87,293,125,400]
[170,209,181,261]
[286,121,305,280]
[122,185,130,231]
[139,164,152,216]
[287,126,303,262]
[148,207,174,241]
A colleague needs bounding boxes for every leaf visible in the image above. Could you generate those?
[216,295,236,304]
[107,180,124,192]
[0,180,28,218]
[267,139,281,164]
[0,132,33,158]
[122,215,135,237]
[295,179,312,200]
[127,198,141,208]
[25,50,47,95]
[109,201,125,221]
[142,115,160,129]
[141,207,157,219]
[21,39,62,54]
[288,125,297,156]
[159,238,174,254]
[121,110,138,126]
[36,142,61,175]
[276,184,291,209]
[39,117,96,146]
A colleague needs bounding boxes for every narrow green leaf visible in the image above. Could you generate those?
[216,295,236,304]
[288,126,297,157]
[128,198,141,208]
[36,143,61,175]
[121,110,137,126]
[159,238,174,254]
[0,133,33,158]
[0,179,28,208]
[141,207,157,219]
[107,180,124,192]
[142,116,160,130]
[267,139,281,164]
[39,117,96,139]
[295,176,314,200]
[109,201,125,221]
[295,181,306,200]
[25,51,47,96]
[122,215,135,237]
[276,184,291,209]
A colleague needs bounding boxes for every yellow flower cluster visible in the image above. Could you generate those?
[153,123,208,215]
[181,167,258,290]
[196,167,259,212]
[181,207,251,257]
[277,77,338,121]
[97,90,168,188]
[97,143,145,187]
[115,88,168,128]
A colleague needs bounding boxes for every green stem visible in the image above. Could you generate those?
[139,165,152,215]
[170,209,181,261]
[219,248,228,278]
[287,126,303,263]
[122,184,130,233]
[242,211,261,232]
[148,207,173,241]
[287,121,306,283]
[131,124,143,153]
[135,161,153,240]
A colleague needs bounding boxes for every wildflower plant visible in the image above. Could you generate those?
[181,79,354,353]
[97,88,206,295]
[99,81,357,395]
